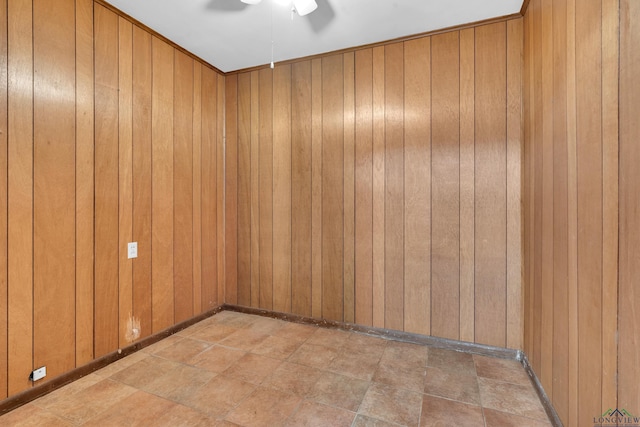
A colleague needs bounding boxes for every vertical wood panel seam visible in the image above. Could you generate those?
[126,16,134,344]
[238,74,242,308]
[290,66,293,313]
[472,27,477,343]
[149,36,153,329]
[429,40,433,332]
[401,43,405,332]
[92,1,96,358]
[192,61,195,312]
[458,33,462,340]
[400,44,404,331]
[31,0,35,376]
[320,59,323,319]
[567,0,578,419]
[248,73,252,305]
[401,44,405,331]
[505,22,508,346]
[116,18,120,344]
[599,2,604,413]
[2,0,6,386]
[271,67,273,310]
[128,16,134,344]
[574,0,582,412]
[340,55,343,319]
[74,0,78,367]
[370,57,373,323]
[172,50,175,320]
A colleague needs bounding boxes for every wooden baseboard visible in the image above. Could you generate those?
[223,304,521,360]
[521,354,564,427]
[0,305,224,416]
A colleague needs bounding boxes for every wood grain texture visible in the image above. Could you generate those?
[531,0,543,373]
[201,66,218,311]
[343,52,355,324]
[566,0,579,421]
[506,19,523,351]
[403,37,430,336]
[383,43,404,331]
[459,28,475,343]
[576,0,603,423]
[228,22,523,350]
[94,4,119,357]
[0,0,7,400]
[132,25,153,338]
[600,0,619,413]
[272,65,292,313]
[225,74,238,306]
[322,54,344,322]
[117,16,133,348]
[550,0,569,418]
[474,22,507,348]
[216,74,225,304]
[236,72,251,307]
[540,0,553,393]
[619,0,640,414]
[371,46,385,329]
[311,59,323,318]
[173,51,194,323]
[258,68,273,310]
[0,0,226,403]
[192,62,203,314]
[523,7,533,362]
[354,49,373,327]
[75,0,95,366]
[250,70,260,308]
[7,0,34,393]
[291,61,312,316]
[522,0,625,424]
[151,36,175,331]
[430,31,460,340]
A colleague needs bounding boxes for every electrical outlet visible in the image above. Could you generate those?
[128,242,138,259]
[30,366,46,382]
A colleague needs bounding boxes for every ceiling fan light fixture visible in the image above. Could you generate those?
[241,0,262,4]
[293,0,317,16]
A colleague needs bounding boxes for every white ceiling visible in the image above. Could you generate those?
[104,0,524,73]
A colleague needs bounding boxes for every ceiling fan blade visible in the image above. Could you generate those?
[241,0,262,4]
[293,0,317,16]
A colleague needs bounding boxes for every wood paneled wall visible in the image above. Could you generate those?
[225,19,524,349]
[0,0,225,399]
[522,0,620,425]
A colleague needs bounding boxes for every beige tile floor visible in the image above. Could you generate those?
[0,311,552,426]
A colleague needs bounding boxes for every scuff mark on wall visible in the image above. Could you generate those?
[125,313,141,343]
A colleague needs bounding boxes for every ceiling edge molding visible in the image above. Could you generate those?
[226,11,524,75]
[93,0,225,75]
[95,0,524,77]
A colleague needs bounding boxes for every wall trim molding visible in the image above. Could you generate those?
[93,0,225,75]
[0,306,224,416]
[95,0,526,76]
[223,304,520,360]
[226,13,524,75]
[521,354,564,427]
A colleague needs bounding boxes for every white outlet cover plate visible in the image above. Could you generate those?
[31,366,46,381]
[128,242,138,259]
